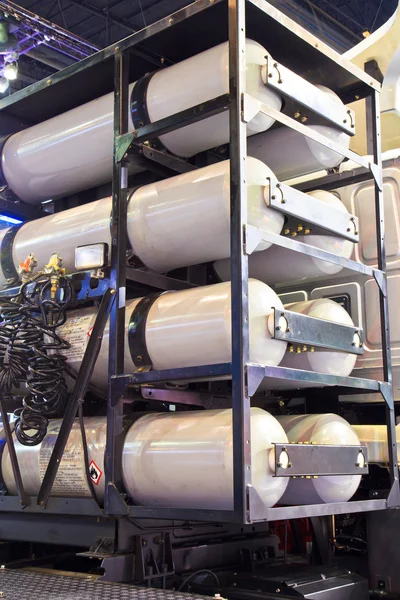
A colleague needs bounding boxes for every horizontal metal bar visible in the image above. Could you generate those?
[247,0,380,92]
[273,308,364,355]
[246,362,382,397]
[265,57,355,135]
[267,179,359,241]
[114,363,232,386]
[244,224,374,276]
[274,443,368,476]
[127,505,238,522]
[126,267,197,290]
[116,94,231,161]
[294,166,373,193]
[243,93,372,170]
[263,499,386,521]
[140,144,198,174]
[0,496,103,516]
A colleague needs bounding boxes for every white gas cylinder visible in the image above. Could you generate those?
[247,87,350,181]
[0,157,284,288]
[2,40,281,204]
[57,280,287,389]
[353,424,400,465]
[2,417,107,502]
[214,190,354,286]
[277,414,362,504]
[280,299,358,377]
[122,407,289,509]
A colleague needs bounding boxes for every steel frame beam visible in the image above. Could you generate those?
[0,0,396,523]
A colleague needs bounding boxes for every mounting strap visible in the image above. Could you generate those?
[1,224,23,283]
[128,291,172,369]
[130,73,166,151]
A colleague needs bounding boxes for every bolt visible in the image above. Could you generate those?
[291,231,297,237]
[47,79,52,85]
[301,116,308,123]
[297,225,303,232]
[281,198,286,204]
[355,95,360,100]
[294,112,301,119]
[302,345,308,352]
[272,195,276,200]
[304,228,311,234]
[115,46,120,52]
[277,462,282,468]
[343,119,347,124]
[284,228,290,235]
[142,539,147,546]
[268,73,273,78]
[169,18,173,23]
[110,289,116,295]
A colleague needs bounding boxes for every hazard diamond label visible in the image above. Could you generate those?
[88,460,103,485]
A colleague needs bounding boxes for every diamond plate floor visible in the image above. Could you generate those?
[0,569,209,600]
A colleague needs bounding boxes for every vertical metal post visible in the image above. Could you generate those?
[228,0,252,523]
[105,49,130,514]
[367,86,400,504]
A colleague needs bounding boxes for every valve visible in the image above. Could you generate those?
[17,253,38,282]
[44,252,65,299]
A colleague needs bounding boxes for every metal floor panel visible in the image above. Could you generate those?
[0,569,209,600]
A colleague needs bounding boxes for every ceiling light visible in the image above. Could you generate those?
[0,76,9,93]
[3,61,17,80]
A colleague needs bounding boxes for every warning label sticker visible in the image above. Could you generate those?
[57,314,93,362]
[89,460,103,486]
[39,429,89,496]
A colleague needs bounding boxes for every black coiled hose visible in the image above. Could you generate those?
[0,274,74,446]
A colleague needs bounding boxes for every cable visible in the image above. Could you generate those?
[0,272,74,446]
[177,570,220,592]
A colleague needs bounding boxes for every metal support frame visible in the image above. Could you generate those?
[0,0,395,524]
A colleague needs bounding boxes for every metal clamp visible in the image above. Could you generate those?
[264,56,355,136]
[274,443,368,477]
[271,308,364,355]
[266,178,359,242]
[128,292,172,370]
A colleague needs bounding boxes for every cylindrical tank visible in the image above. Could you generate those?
[57,280,287,390]
[247,86,350,181]
[122,407,289,509]
[1,417,107,502]
[127,157,284,272]
[0,157,284,288]
[214,190,354,286]
[279,299,358,377]
[353,424,400,465]
[277,414,362,504]
[2,40,281,204]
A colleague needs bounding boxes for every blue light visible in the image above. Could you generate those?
[0,214,23,225]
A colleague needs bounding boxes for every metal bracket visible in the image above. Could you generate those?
[243,224,374,277]
[243,223,265,255]
[264,57,355,136]
[267,178,359,242]
[242,92,261,124]
[272,308,364,355]
[274,443,368,477]
[373,269,387,295]
[105,482,129,516]
[379,381,394,410]
[110,375,133,406]
[369,162,383,192]
[116,132,135,163]
[243,93,370,171]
